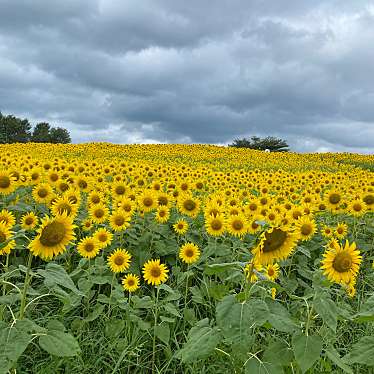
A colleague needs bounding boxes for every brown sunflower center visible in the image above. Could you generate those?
[363,194,374,205]
[0,176,11,189]
[95,209,104,218]
[0,231,6,243]
[185,248,194,258]
[114,216,125,226]
[39,221,67,247]
[211,219,223,231]
[84,243,94,252]
[292,211,302,220]
[25,217,34,225]
[329,193,341,205]
[301,224,312,236]
[262,229,287,253]
[114,256,124,265]
[158,196,168,205]
[58,203,72,215]
[177,223,184,229]
[98,233,108,242]
[150,266,161,278]
[115,186,125,195]
[268,268,275,277]
[37,188,48,198]
[183,199,196,211]
[332,252,352,272]
[78,180,88,189]
[91,195,100,204]
[127,279,135,286]
[158,211,166,217]
[143,197,153,207]
[337,227,344,234]
[251,222,259,229]
[232,220,244,231]
[353,203,362,212]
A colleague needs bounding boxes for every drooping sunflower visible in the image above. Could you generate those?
[0,170,17,195]
[20,212,39,230]
[295,216,316,241]
[89,203,109,224]
[107,249,132,273]
[112,181,127,200]
[325,190,344,212]
[142,259,169,286]
[29,213,75,260]
[0,222,15,255]
[321,240,362,285]
[77,236,101,258]
[93,228,113,249]
[244,260,263,283]
[173,219,189,235]
[0,209,16,228]
[109,209,131,231]
[205,213,226,236]
[178,194,201,218]
[32,183,54,204]
[122,273,140,293]
[253,226,299,265]
[179,243,201,264]
[227,214,248,237]
[362,192,374,210]
[155,206,170,224]
[265,263,280,281]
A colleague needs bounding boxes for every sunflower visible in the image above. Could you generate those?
[335,222,348,239]
[21,212,39,230]
[117,197,136,215]
[253,226,299,265]
[321,240,362,285]
[244,261,263,283]
[89,203,109,224]
[157,192,173,208]
[51,196,78,218]
[227,214,247,237]
[109,209,131,231]
[179,243,201,264]
[325,190,343,211]
[29,213,75,260]
[173,219,189,235]
[348,198,367,216]
[295,216,316,241]
[155,207,170,223]
[0,170,17,195]
[107,249,132,273]
[122,273,140,293]
[137,190,157,213]
[247,215,263,234]
[265,263,280,281]
[205,213,226,236]
[0,209,16,228]
[32,183,54,204]
[77,236,101,258]
[82,218,93,232]
[178,194,201,218]
[87,191,105,206]
[93,228,113,249]
[321,224,334,239]
[112,181,127,200]
[0,222,15,255]
[362,193,374,210]
[142,259,169,286]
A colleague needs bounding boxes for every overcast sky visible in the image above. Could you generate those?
[1,1,374,153]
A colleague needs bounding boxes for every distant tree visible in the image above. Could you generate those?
[0,112,32,143]
[50,127,71,144]
[32,122,52,142]
[229,136,289,152]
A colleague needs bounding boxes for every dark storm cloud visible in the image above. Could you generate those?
[0,0,373,152]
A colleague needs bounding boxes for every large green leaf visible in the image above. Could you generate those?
[343,336,374,366]
[292,334,323,373]
[263,339,293,367]
[326,347,353,374]
[178,319,221,363]
[245,358,283,374]
[267,301,299,333]
[353,294,374,323]
[154,323,170,345]
[313,291,337,332]
[39,330,80,357]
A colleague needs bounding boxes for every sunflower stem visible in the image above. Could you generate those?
[19,252,33,320]
[152,286,160,374]
[0,253,10,320]
[107,272,116,317]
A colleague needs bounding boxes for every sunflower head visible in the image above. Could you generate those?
[179,243,201,264]
[21,212,39,230]
[108,249,132,273]
[77,236,101,259]
[173,219,189,235]
[142,259,169,286]
[122,273,140,293]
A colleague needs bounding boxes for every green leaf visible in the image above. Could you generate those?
[46,319,65,331]
[292,334,323,373]
[131,295,153,309]
[343,336,374,366]
[0,327,31,372]
[353,294,374,322]
[39,330,80,357]
[263,340,293,366]
[326,347,353,374]
[204,262,241,275]
[313,292,338,332]
[267,301,299,333]
[38,263,82,295]
[105,319,126,338]
[84,304,105,322]
[154,324,170,345]
[163,303,181,317]
[178,319,221,363]
[129,314,151,331]
[245,358,283,374]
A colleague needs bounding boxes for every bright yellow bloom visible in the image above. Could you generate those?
[179,243,201,264]
[142,259,169,286]
[107,249,132,273]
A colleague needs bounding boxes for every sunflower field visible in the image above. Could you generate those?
[0,143,374,374]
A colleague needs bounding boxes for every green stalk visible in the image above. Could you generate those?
[152,287,160,374]
[19,252,33,320]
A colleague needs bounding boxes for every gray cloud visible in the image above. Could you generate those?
[0,0,374,152]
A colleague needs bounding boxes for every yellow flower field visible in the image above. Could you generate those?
[0,143,374,373]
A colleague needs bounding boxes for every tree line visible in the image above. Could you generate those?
[229,136,289,152]
[0,112,71,144]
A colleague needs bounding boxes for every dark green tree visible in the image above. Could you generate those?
[31,122,52,142]
[50,127,71,144]
[0,112,32,143]
[229,136,289,152]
